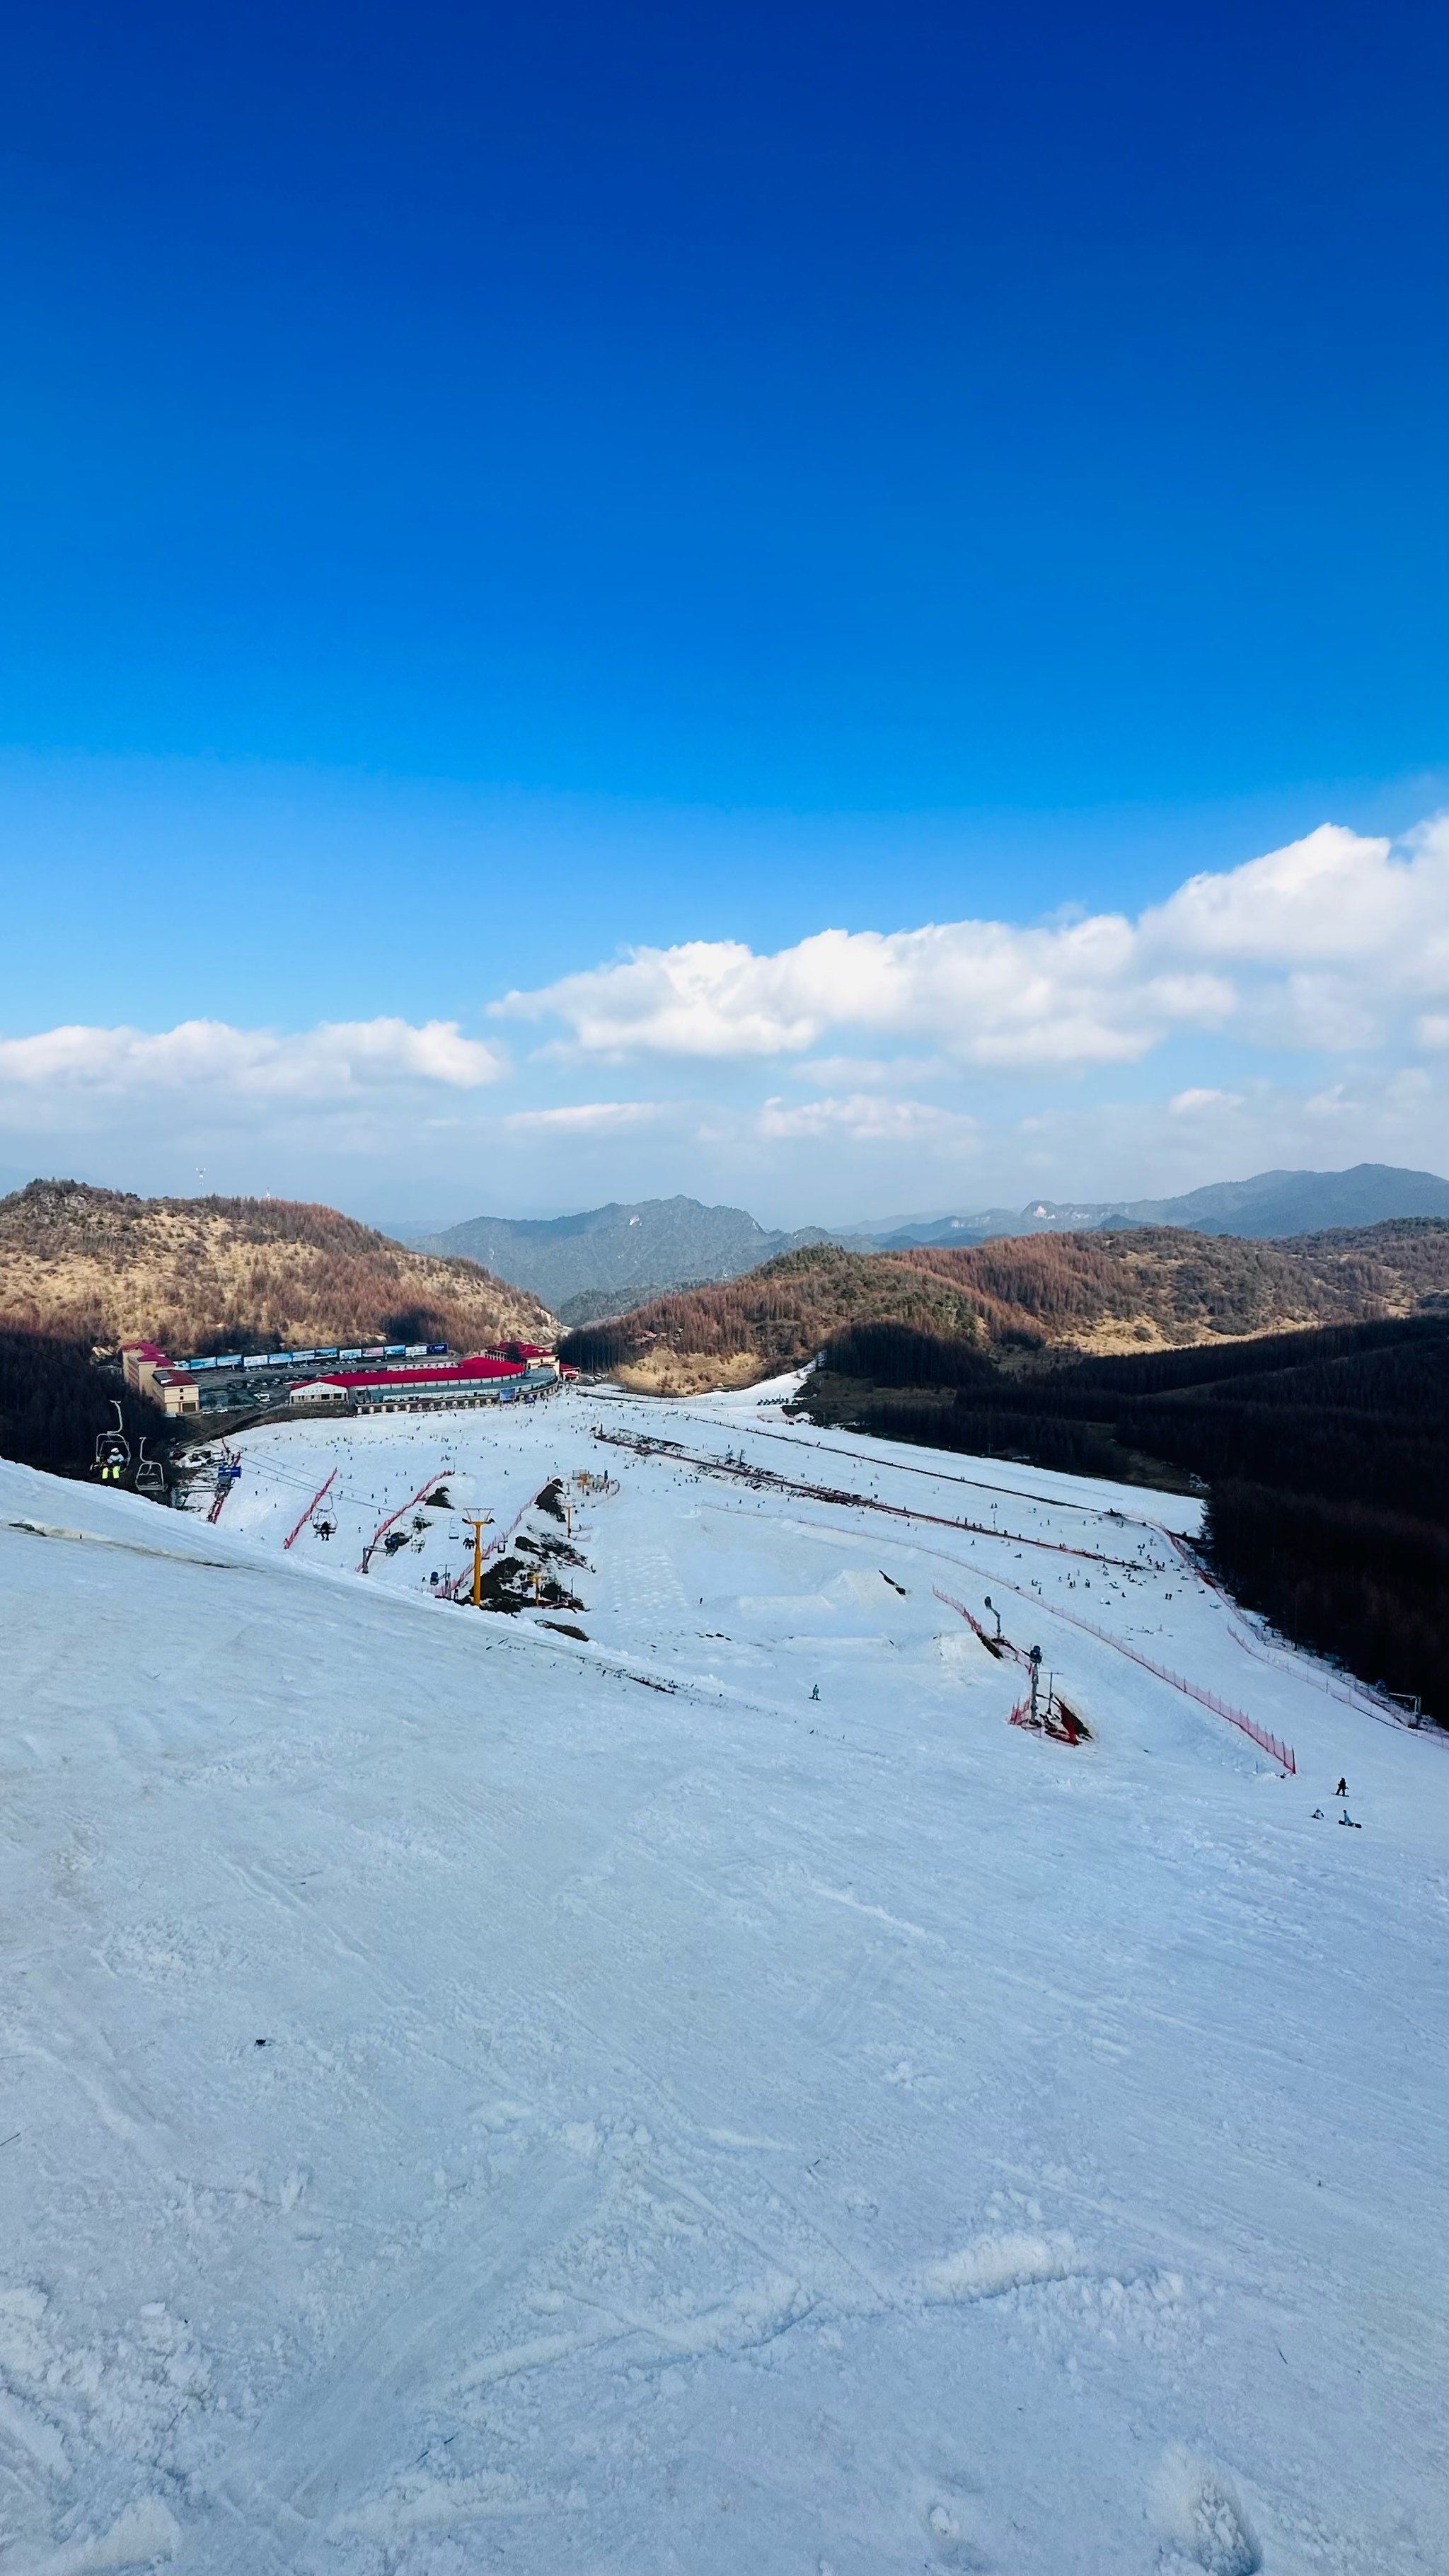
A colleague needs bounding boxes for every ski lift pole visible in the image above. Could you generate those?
[463,1514,488,1607]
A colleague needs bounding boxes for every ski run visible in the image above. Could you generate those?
[1,1372,1445,2574]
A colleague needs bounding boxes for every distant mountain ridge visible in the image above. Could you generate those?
[420,1195,831,1319]
[1114,1163,1449,1236]
[868,1163,1449,1248]
[413,1166,1449,1313]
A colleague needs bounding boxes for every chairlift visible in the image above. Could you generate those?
[134,1437,166,1500]
[95,1400,130,1480]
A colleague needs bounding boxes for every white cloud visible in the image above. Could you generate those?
[1169,1088,1245,1115]
[4,815,1446,1213]
[0,1017,506,1098]
[500,1100,666,1134]
[1002,1059,1449,1203]
[758,1093,978,1146]
[1145,819,1441,963]
[0,1017,506,1129]
[788,1054,956,1088]
[495,919,1215,1068]
[496,815,1449,1074]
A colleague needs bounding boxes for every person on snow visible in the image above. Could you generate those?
[1335,1777,1347,1799]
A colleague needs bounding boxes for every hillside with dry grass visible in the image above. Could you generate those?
[558,1220,1449,1391]
[0,1180,554,1354]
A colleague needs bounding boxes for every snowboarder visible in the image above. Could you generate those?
[1335,1777,1347,1799]
[810,1684,819,1701]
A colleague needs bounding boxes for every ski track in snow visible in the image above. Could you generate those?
[0,1374,1445,2573]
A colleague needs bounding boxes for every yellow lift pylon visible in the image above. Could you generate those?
[461,1513,492,1606]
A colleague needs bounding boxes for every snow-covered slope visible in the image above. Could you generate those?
[1,1381,1445,2574]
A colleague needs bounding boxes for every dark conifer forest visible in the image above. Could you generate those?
[0,1330,166,1483]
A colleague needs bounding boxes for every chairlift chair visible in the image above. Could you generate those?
[94,1400,131,1480]
[134,1437,166,1500]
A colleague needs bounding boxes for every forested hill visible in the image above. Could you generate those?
[0,1179,553,1355]
[556,1219,1449,1391]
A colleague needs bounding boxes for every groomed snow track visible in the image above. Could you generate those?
[1,1381,1444,2574]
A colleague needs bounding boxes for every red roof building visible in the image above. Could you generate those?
[325,1355,524,1390]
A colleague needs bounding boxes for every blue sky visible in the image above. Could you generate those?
[1,0,1445,1223]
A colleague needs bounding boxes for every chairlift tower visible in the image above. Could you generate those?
[462,1514,491,1607]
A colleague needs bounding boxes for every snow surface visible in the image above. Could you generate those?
[2,1375,1445,2573]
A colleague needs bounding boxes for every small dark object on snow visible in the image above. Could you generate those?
[255,2037,270,2047]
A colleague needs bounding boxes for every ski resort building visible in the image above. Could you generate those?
[285,1352,560,1415]
[124,1338,559,1418]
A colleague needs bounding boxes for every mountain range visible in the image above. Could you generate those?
[867,1162,1449,1247]
[407,1164,1449,1318]
[416,1197,830,1323]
